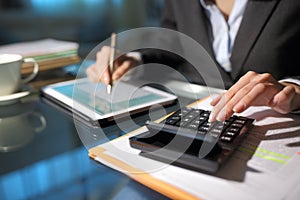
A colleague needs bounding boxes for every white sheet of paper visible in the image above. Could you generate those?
[91,97,300,200]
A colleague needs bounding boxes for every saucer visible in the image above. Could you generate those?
[0,91,31,106]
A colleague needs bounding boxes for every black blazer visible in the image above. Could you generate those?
[142,0,300,89]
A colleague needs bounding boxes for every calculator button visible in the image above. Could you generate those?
[187,124,198,129]
[231,123,243,128]
[182,118,191,122]
[178,108,191,116]
[202,122,212,127]
[170,116,181,120]
[236,116,249,121]
[224,122,230,126]
[210,128,222,134]
[235,119,246,124]
[194,109,203,114]
[197,130,207,135]
[186,114,195,119]
[228,127,239,132]
[209,132,220,138]
[223,131,235,136]
[220,136,233,143]
[198,126,209,132]
[165,119,177,125]
[192,120,201,125]
[202,111,210,117]
[199,116,207,121]
[179,121,188,127]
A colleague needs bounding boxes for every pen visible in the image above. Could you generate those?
[107,32,117,94]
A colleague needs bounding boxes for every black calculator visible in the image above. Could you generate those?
[129,107,254,173]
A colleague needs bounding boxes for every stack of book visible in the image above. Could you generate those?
[0,38,81,74]
[0,38,82,88]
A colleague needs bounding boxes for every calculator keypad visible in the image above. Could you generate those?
[164,107,251,143]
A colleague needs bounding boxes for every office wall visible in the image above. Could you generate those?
[0,0,163,56]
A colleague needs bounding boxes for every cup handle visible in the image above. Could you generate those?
[30,112,47,133]
[21,58,39,84]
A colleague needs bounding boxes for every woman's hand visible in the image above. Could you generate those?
[209,71,300,122]
[86,46,141,84]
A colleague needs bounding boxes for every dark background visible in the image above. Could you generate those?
[0,0,163,57]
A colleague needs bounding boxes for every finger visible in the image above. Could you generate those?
[209,93,226,122]
[224,71,258,100]
[232,83,278,113]
[209,82,254,122]
[213,82,277,121]
[86,64,100,82]
[210,94,222,106]
[209,73,259,122]
[272,85,296,113]
[214,94,237,122]
[217,73,283,119]
[217,107,234,122]
[101,67,111,84]
[95,47,111,83]
[209,72,256,117]
[112,60,133,81]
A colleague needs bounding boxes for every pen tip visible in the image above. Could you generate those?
[107,84,112,94]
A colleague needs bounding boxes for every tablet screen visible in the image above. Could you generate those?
[42,78,177,121]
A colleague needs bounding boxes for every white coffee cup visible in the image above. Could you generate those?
[0,54,39,96]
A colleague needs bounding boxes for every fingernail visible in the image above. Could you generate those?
[103,76,109,84]
[216,111,226,122]
[208,112,215,122]
[112,74,120,81]
[233,102,244,113]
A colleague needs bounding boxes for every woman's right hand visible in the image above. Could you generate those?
[86,46,141,84]
[209,71,300,122]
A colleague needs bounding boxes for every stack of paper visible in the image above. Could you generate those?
[0,38,81,74]
[89,97,300,200]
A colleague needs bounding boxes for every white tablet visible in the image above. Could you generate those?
[41,78,177,125]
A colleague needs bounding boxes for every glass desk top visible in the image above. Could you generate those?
[0,96,173,200]
[0,80,221,200]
